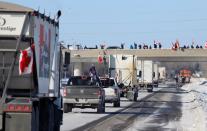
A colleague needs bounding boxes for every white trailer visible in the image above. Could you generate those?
[109,55,136,87]
[153,63,159,87]
[137,60,154,92]
[158,67,166,81]
[109,54,138,101]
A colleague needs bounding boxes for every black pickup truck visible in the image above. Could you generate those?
[62,76,105,113]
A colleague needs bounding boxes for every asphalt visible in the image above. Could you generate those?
[71,82,188,131]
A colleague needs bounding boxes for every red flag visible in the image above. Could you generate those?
[205,41,207,48]
[98,55,103,64]
[19,46,34,75]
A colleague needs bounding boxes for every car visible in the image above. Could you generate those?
[99,77,120,107]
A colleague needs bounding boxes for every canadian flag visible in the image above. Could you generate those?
[19,46,34,75]
[98,54,103,64]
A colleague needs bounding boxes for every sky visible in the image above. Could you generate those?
[1,0,207,48]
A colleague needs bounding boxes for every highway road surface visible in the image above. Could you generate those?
[61,81,205,131]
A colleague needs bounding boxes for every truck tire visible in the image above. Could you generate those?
[54,108,62,131]
[97,100,105,113]
[147,86,153,92]
[32,102,39,131]
[147,89,153,92]
[68,104,73,112]
[48,102,55,131]
[63,103,69,113]
[113,100,120,107]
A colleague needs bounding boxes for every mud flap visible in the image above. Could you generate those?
[5,113,31,131]
[0,114,2,130]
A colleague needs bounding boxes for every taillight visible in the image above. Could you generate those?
[8,104,15,110]
[5,104,32,112]
[63,88,67,97]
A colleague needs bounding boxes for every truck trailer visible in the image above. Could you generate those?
[0,2,62,131]
[109,55,138,100]
[153,63,159,87]
[109,55,136,86]
[158,67,166,82]
[137,60,154,92]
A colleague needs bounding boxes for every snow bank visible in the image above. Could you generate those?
[181,78,207,112]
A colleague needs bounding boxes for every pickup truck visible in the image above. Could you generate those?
[99,77,121,107]
[62,76,105,113]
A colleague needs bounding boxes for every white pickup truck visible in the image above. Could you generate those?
[99,77,120,107]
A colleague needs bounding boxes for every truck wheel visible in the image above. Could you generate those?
[147,89,153,92]
[32,102,39,131]
[97,101,105,113]
[63,103,69,113]
[102,102,105,112]
[113,100,120,107]
[54,107,62,131]
[68,104,73,112]
[48,102,55,131]
[147,86,153,92]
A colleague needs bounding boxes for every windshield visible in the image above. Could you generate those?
[100,78,115,87]
[68,76,95,86]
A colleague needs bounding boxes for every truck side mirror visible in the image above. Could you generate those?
[65,52,70,65]
[138,71,142,77]
[153,72,155,78]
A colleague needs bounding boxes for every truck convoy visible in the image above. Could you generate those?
[0,2,62,131]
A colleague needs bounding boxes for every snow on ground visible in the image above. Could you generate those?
[179,88,206,131]
[126,80,207,131]
[181,78,207,112]
[181,78,207,130]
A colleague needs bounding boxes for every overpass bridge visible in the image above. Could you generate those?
[62,49,207,77]
[63,49,207,62]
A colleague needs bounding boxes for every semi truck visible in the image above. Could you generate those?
[137,60,154,92]
[109,55,136,86]
[0,2,63,131]
[109,55,138,100]
[179,69,191,83]
[158,67,166,82]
